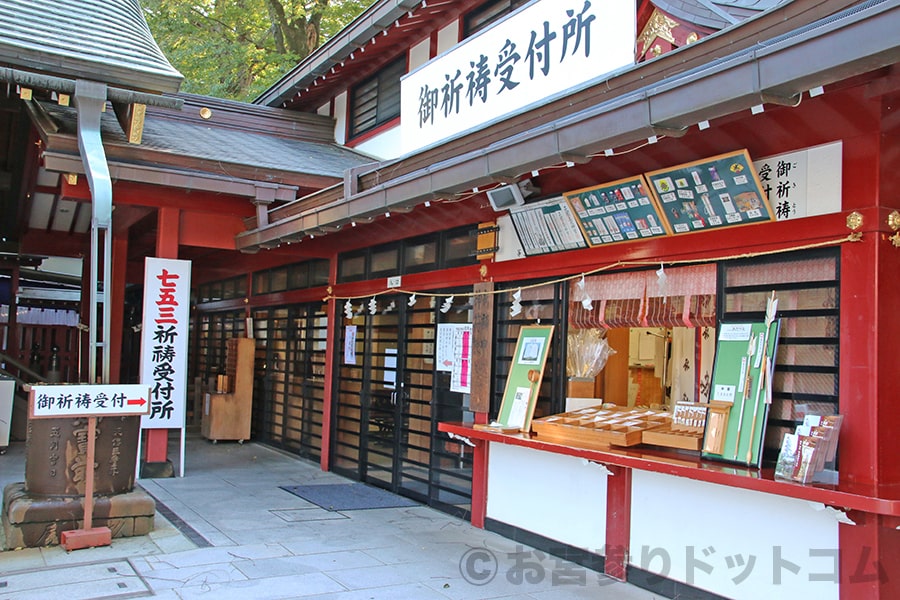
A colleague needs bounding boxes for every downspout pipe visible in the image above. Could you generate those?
[74,79,113,384]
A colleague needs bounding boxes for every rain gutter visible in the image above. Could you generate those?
[0,66,182,109]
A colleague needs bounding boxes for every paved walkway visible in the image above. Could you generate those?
[0,434,663,599]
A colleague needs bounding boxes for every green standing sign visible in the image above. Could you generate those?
[493,325,554,432]
[703,314,781,466]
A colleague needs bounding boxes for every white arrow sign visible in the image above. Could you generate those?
[29,384,151,418]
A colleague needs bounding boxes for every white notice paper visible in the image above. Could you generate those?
[508,386,532,429]
[713,384,736,403]
[719,323,752,341]
[344,325,357,365]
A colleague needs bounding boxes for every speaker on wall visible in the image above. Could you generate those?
[487,184,526,211]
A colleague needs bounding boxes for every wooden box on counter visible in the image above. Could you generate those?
[531,405,671,450]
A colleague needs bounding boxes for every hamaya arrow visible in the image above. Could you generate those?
[127,398,147,407]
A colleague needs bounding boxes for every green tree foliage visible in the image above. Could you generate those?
[143,0,374,102]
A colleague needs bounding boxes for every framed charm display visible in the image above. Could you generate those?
[564,175,669,246]
[645,149,774,234]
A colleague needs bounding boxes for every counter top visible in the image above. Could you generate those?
[439,421,900,520]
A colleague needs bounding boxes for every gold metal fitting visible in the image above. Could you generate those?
[846,211,863,231]
[887,210,900,231]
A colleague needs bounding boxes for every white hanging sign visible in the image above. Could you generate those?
[401,0,635,154]
[139,258,192,430]
[450,324,473,394]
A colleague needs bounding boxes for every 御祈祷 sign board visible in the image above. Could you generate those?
[400,0,635,154]
[30,383,150,418]
[645,150,774,234]
[755,141,842,221]
[139,257,191,430]
[564,175,669,246]
[509,197,588,255]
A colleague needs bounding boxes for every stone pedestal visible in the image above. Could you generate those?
[2,482,155,549]
[0,414,155,548]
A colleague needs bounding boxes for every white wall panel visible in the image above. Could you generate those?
[630,470,840,600]
[487,443,608,552]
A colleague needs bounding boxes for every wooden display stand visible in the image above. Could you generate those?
[642,402,710,451]
[531,405,671,450]
[202,338,254,443]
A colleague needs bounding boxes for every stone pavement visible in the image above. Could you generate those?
[0,433,664,599]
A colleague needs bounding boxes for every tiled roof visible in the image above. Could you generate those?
[0,0,182,93]
[653,0,786,30]
[38,99,374,182]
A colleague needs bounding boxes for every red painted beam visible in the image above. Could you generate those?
[180,211,246,250]
[605,465,632,581]
[835,90,900,600]
[20,230,87,257]
[60,177,255,216]
[470,439,489,529]
[320,256,338,473]
[838,513,900,599]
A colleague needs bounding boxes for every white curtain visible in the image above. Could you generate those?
[0,305,79,326]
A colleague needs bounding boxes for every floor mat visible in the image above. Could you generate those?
[280,483,419,511]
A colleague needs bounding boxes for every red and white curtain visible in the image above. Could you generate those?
[569,264,717,329]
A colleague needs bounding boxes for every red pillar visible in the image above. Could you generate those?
[836,103,900,598]
[470,440,489,529]
[605,465,632,581]
[320,256,338,472]
[145,207,180,465]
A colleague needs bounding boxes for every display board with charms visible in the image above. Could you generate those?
[564,175,670,247]
[644,149,774,234]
